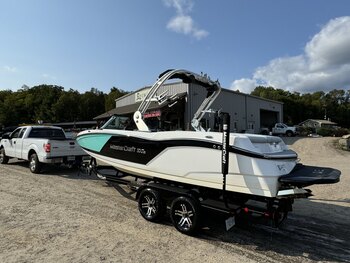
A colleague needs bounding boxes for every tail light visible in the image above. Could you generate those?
[43,143,51,153]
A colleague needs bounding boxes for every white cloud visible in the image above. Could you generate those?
[231,78,256,93]
[164,0,209,40]
[167,15,193,35]
[3,65,17,72]
[163,0,193,14]
[231,16,350,94]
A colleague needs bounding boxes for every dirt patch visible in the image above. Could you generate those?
[0,137,349,262]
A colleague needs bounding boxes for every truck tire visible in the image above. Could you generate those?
[29,153,42,173]
[0,148,9,164]
[286,130,294,137]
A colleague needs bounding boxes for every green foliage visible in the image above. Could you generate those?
[316,127,335,137]
[297,126,315,136]
[52,89,81,122]
[333,128,350,137]
[0,85,129,127]
[79,88,106,121]
[252,87,350,128]
[314,127,349,137]
[105,87,128,111]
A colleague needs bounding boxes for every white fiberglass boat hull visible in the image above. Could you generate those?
[77,129,297,197]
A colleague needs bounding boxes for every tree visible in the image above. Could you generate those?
[250,86,350,128]
[26,85,64,123]
[52,89,81,122]
[105,87,128,111]
[79,88,105,121]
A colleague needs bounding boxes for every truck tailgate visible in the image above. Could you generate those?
[47,140,86,158]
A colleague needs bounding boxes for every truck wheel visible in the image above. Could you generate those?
[138,188,165,222]
[0,148,9,164]
[286,131,294,137]
[29,153,42,174]
[170,196,200,235]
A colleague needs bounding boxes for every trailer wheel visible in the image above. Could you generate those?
[0,148,9,164]
[29,153,42,174]
[138,188,165,222]
[170,196,200,235]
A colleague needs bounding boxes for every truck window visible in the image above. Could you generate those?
[10,128,22,139]
[28,128,66,139]
[18,128,27,138]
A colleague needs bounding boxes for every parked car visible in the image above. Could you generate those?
[0,126,87,173]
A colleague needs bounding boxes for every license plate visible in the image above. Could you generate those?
[225,216,236,231]
[67,156,75,161]
[53,158,63,163]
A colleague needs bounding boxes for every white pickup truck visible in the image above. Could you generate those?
[261,123,297,137]
[0,126,87,173]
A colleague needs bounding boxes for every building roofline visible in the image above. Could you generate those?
[115,81,283,105]
[221,88,284,105]
[298,119,337,125]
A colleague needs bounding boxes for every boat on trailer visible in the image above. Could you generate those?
[77,69,340,234]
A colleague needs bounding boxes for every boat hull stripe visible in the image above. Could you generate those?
[78,134,297,165]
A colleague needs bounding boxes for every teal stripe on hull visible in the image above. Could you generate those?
[77,134,112,152]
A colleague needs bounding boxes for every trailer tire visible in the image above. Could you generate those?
[29,153,42,174]
[170,196,200,235]
[0,148,9,164]
[138,188,165,222]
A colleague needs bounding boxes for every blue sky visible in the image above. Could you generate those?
[1,0,350,94]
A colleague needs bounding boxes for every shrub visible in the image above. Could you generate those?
[334,128,350,137]
[316,127,350,137]
[297,126,315,136]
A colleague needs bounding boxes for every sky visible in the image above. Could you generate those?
[1,0,350,94]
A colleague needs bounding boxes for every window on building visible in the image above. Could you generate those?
[248,122,254,130]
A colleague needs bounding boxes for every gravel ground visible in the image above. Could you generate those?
[0,137,349,263]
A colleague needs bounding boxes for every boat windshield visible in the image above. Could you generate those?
[101,116,135,130]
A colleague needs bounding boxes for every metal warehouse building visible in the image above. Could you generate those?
[95,82,283,134]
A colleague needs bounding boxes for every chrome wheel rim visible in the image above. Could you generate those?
[141,195,156,217]
[174,203,193,230]
[29,158,36,171]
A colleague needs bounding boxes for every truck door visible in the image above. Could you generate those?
[14,128,27,159]
[4,128,22,157]
[274,123,284,134]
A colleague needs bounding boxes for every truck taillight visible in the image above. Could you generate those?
[44,143,51,153]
